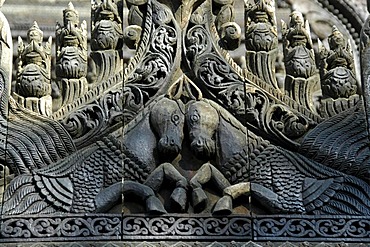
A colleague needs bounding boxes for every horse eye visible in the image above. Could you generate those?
[191,114,199,122]
[172,114,180,124]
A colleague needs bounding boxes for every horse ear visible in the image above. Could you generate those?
[185,99,196,113]
[168,75,203,101]
[176,99,186,115]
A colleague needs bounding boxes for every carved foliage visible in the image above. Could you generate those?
[61,87,124,147]
[1,215,122,239]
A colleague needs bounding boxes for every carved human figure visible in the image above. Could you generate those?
[56,2,88,78]
[91,0,123,51]
[89,0,123,84]
[245,0,278,52]
[14,21,52,116]
[319,26,357,99]
[282,11,316,78]
[245,0,279,89]
[55,2,88,107]
[282,10,318,112]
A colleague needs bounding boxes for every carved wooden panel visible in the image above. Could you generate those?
[0,0,369,245]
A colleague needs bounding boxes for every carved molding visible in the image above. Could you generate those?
[1,214,369,243]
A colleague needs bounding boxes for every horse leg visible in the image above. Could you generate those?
[213,182,251,215]
[190,162,231,212]
[144,163,188,212]
[95,181,167,214]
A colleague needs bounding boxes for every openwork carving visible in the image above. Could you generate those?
[0,0,369,244]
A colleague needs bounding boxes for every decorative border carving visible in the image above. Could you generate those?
[1,214,369,243]
[121,215,252,240]
[0,214,122,242]
[253,215,370,242]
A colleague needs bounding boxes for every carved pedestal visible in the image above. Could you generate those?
[246,49,279,90]
[12,93,52,116]
[285,74,319,113]
[90,50,121,84]
[57,78,88,106]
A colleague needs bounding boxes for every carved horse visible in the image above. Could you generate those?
[2,95,370,215]
[123,96,370,215]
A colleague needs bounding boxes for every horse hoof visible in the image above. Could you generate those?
[171,187,188,212]
[146,196,167,215]
[212,195,232,215]
[192,187,208,213]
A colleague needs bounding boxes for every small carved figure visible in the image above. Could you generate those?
[56,2,87,54]
[89,0,123,84]
[245,0,277,52]
[212,0,241,50]
[319,26,357,99]
[55,2,88,107]
[282,11,318,112]
[282,11,315,78]
[13,21,52,116]
[91,0,123,51]
[245,0,279,89]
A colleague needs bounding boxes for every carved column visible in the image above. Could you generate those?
[282,11,318,113]
[245,0,279,90]
[55,2,88,108]
[13,21,52,116]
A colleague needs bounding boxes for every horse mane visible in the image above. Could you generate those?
[202,99,247,134]
[123,95,166,135]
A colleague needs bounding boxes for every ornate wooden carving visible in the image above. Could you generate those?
[0,0,369,245]
[13,22,53,116]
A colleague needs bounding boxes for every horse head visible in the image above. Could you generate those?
[150,97,185,162]
[186,100,219,161]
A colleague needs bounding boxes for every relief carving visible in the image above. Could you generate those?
[245,0,279,90]
[0,0,369,243]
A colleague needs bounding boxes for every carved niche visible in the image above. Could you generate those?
[0,0,369,245]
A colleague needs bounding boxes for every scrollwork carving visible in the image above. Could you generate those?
[266,105,314,148]
[126,0,179,104]
[1,215,121,239]
[121,215,251,239]
[254,216,370,241]
[0,0,370,244]
[61,86,126,148]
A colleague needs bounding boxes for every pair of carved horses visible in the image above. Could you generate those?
[120,94,370,215]
[97,96,250,214]
[3,94,370,215]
